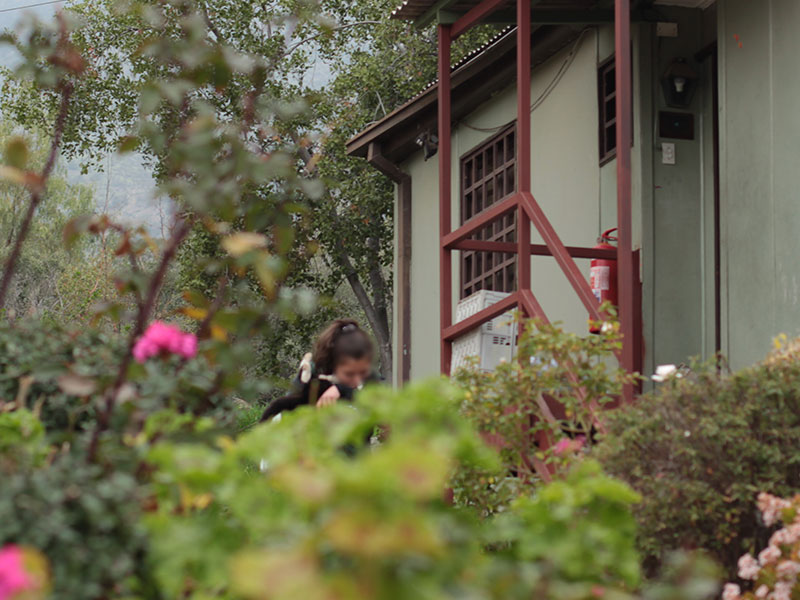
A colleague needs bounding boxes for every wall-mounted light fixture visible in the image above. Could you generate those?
[661,58,698,109]
[416,131,439,160]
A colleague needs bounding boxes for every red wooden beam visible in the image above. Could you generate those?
[438,24,453,375]
[451,239,617,260]
[615,0,636,402]
[519,289,548,321]
[451,0,509,39]
[520,288,605,430]
[516,0,532,195]
[443,292,519,342]
[519,191,603,322]
[516,0,532,309]
[441,193,518,249]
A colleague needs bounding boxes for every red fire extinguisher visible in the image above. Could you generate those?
[590,228,618,334]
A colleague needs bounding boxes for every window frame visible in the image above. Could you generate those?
[597,52,634,166]
[459,124,518,299]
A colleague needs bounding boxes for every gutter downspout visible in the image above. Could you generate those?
[367,142,411,385]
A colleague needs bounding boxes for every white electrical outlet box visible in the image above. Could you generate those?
[662,142,676,165]
[657,22,679,37]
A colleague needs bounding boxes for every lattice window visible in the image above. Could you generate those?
[598,55,617,164]
[460,125,517,298]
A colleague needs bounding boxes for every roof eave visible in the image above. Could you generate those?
[346,24,579,164]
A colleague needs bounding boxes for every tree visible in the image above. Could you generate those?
[1,0,498,380]
[0,120,96,320]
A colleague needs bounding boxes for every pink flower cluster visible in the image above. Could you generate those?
[0,545,33,600]
[554,435,586,456]
[133,321,198,364]
[758,492,791,527]
[726,493,800,600]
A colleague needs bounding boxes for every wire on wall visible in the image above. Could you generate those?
[457,27,597,134]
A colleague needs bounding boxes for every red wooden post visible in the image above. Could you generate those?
[614,0,636,402]
[438,24,453,375]
[516,0,532,302]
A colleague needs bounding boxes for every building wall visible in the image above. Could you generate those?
[400,26,624,382]
[718,0,800,368]
[638,6,718,378]
[390,0,798,384]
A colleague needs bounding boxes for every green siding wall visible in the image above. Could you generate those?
[400,28,621,382]
[718,0,800,368]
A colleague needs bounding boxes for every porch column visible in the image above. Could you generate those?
[614,0,636,401]
[438,24,453,374]
[516,0,532,297]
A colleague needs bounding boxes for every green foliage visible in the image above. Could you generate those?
[1,0,504,380]
[487,460,643,596]
[0,320,123,434]
[452,314,634,514]
[0,121,96,321]
[0,449,150,600]
[142,379,652,600]
[0,408,47,472]
[593,339,800,578]
[0,6,726,600]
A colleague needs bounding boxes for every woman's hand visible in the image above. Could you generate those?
[316,385,340,408]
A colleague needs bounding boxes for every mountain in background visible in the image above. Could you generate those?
[65,153,166,237]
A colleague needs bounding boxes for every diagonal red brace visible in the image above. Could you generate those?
[519,191,604,323]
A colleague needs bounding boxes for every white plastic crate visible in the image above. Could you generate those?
[451,290,517,374]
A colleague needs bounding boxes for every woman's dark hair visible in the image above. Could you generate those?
[313,319,373,374]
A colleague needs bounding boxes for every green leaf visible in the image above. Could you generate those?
[3,136,29,169]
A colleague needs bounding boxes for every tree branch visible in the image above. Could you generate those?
[200,1,226,44]
[284,21,381,57]
[87,216,192,462]
[0,82,73,310]
[294,139,393,378]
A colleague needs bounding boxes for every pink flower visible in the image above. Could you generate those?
[553,436,586,456]
[757,492,790,526]
[132,338,158,363]
[758,544,781,566]
[773,581,793,600]
[771,523,800,548]
[775,560,800,581]
[0,545,33,600]
[722,583,741,600]
[554,438,572,455]
[755,585,769,599]
[133,321,198,363]
[176,332,197,359]
[738,553,760,580]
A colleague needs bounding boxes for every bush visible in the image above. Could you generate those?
[0,450,150,600]
[144,380,644,599]
[722,492,800,600]
[594,339,800,577]
[452,315,633,514]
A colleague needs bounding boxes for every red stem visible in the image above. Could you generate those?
[86,217,192,462]
[0,82,73,310]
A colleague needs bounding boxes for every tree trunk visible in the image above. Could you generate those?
[296,143,393,381]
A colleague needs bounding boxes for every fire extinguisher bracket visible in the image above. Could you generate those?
[590,228,619,333]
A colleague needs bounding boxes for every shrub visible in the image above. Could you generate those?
[723,492,800,600]
[452,315,633,514]
[594,339,800,577]
[0,449,149,600]
[143,380,650,600]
